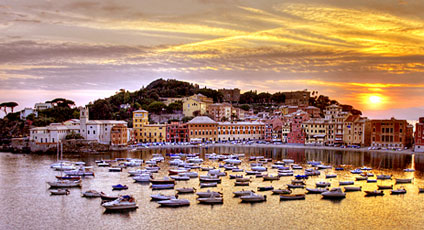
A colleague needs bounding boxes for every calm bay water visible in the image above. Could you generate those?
[1,146,424,230]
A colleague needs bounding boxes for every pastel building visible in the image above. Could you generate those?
[207,103,233,121]
[139,124,166,143]
[183,94,213,117]
[343,115,371,147]
[217,121,265,142]
[325,104,350,145]
[303,118,327,145]
[187,116,218,142]
[287,110,310,144]
[166,122,189,143]
[415,117,424,152]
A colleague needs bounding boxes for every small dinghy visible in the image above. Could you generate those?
[112,184,128,190]
[150,193,176,201]
[377,185,393,190]
[364,190,384,196]
[50,189,70,195]
[272,189,292,195]
[229,175,243,179]
[367,179,377,183]
[326,174,337,179]
[197,194,223,204]
[344,186,362,192]
[235,177,250,182]
[240,192,267,203]
[176,187,196,194]
[151,184,175,190]
[235,181,249,186]
[257,186,274,191]
[170,175,190,181]
[82,190,101,197]
[321,188,346,199]
[158,199,190,207]
[306,188,328,194]
[200,182,218,188]
[280,194,305,200]
[287,184,305,189]
[395,178,413,184]
[100,192,118,201]
[233,190,255,197]
[102,195,138,210]
[391,188,407,195]
[196,190,222,198]
[339,181,354,186]
[377,175,392,180]
[316,182,331,187]
[263,175,280,181]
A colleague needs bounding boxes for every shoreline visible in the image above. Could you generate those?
[137,143,415,155]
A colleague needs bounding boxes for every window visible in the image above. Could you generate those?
[93,131,96,134]
[88,130,90,135]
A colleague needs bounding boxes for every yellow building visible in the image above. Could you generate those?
[140,124,166,143]
[133,110,149,143]
[183,94,213,117]
[302,118,327,145]
[343,115,371,147]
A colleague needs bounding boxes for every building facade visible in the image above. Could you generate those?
[207,103,233,121]
[370,118,413,149]
[343,115,371,147]
[287,110,310,144]
[187,116,218,142]
[139,124,166,143]
[218,121,265,142]
[415,117,424,152]
[111,124,128,146]
[166,122,189,143]
[303,118,327,145]
[283,90,310,107]
[218,88,241,102]
[183,94,213,117]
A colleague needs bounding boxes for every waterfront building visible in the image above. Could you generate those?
[79,107,128,145]
[265,118,283,142]
[218,121,265,142]
[303,118,327,145]
[166,121,189,143]
[343,115,371,147]
[29,123,80,144]
[303,106,321,118]
[187,116,218,142]
[218,88,241,102]
[232,107,246,120]
[415,117,424,152]
[281,123,291,143]
[183,94,213,117]
[324,104,350,146]
[207,103,233,121]
[287,110,310,144]
[139,124,166,143]
[111,124,128,146]
[370,118,413,149]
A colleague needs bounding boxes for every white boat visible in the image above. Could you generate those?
[150,193,176,201]
[179,172,198,178]
[97,161,110,167]
[232,168,244,172]
[50,189,70,195]
[128,169,151,176]
[272,189,292,195]
[201,167,215,171]
[233,190,255,197]
[158,199,190,207]
[251,166,267,172]
[82,190,101,197]
[306,188,328,194]
[47,180,81,188]
[321,188,346,199]
[169,168,189,175]
[391,188,407,195]
[50,161,71,168]
[208,169,226,177]
[316,181,331,187]
[396,178,413,184]
[102,195,138,210]
[199,175,221,183]
[361,167,372,171]
[377,175,392,180]
[317,165,332,170]
[196,190,222,198]
[235,177,250,182]
[404,168,415,172]
[283,159,295,163]
[344,186,362,192]
[170,175,190,181]
[291,165,303,170]
[151,184,175,190]
[223,159,242,164]
[280,194,306,200]
[133,174,152,182]
[200,182,218,188]
[240,192,267,202]
[124,159,143,167]
[176,187,196,194]
[339,181,354,186]
[326,174,337,178]
[197,194,223,204]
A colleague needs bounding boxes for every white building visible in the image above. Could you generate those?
[30,107,128,145]
[35,103,53,111]
[20,108,37,120]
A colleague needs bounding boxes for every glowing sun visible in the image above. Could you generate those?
[369,95,383,104]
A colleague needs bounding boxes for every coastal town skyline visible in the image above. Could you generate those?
[1,0,424,120]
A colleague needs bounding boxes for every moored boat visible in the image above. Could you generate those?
[306,188,328,194]
[200,182,218,188]
[50,189,70,195]
[280,194,305,200]
[150,193,176,201]
[391,188,407,195]
[112,184,128,190]
[100,192,118,201]
[258,186,274,191]
[102,195,138,210]
[339,181,354,186]
[150,177,176,184]
[316,181,331,187]
[365,190,384,196]
[82,190,101,197]
[344,186,362,192]
[197,194,223,204]
[158,199,190,207]
[321,188,346,199]
[233,190,255,197]
[377,185,393,190]
[176,187,196,194]
[151,184,175,190]
[395,178,413,184]
[196,190,222,198]
[47,180,81,188]
[235,181,249,186]
[240,192,267,202]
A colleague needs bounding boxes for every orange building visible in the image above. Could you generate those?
[370,118,413,149]
[187,116,218,142]
[111,124,128,146]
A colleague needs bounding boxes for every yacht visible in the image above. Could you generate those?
[150,193,176,201]
[321,188,346,199]
[82,190,101,197]
[102,195,138,210]
[158,199,190,207]
[197,194,223,204]
[133,174,152,182]
[196,190,222,198]
[240,192,267,202]
[47,180,81,188]
[176,187,196,194]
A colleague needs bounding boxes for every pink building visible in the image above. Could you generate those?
[287,110,310,144]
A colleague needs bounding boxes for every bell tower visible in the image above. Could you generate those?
[80,107,89,138]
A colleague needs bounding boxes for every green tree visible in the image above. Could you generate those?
[182,116,193,123]
[89,99,113,120]
[147,101,166,114]
[239,104,250,111]
[166,101,183,113]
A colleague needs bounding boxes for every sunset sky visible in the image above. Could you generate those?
[1,0,424,119]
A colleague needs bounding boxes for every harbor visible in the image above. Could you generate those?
[1,146,424,230]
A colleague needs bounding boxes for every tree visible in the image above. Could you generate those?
[147,101,166,114]
[89,99,113,120]
[49,98,75,108]
[182,116,193,123]
[271,92,286,104]
[166,101,182,113]
[65,132,84,140]
[0,102,18,114]
[239,104,250,111]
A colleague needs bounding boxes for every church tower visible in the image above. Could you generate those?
[80,107,89,139]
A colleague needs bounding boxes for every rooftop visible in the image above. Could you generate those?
[187,116,217,124]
